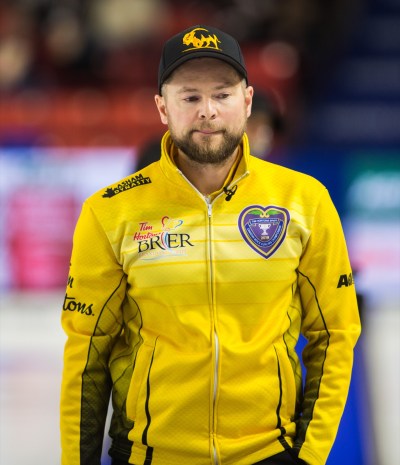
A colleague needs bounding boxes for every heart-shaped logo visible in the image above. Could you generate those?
[238,205,290,259]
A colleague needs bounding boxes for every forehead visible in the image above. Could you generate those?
[167,57,242,88]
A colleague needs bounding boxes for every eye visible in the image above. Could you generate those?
[183,96,199,102]
[216,93,230,99]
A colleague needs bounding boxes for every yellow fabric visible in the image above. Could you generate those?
[60,131,361,465]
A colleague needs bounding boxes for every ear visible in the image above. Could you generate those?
[154,94,168,125]
[245,86,254,118]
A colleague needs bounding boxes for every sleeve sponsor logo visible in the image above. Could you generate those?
[63,275,95,316]
[238,205,290,259]
[63,293,95,316]
[337,273,355,288]
[102,174,151,198]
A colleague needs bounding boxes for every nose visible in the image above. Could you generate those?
[199,99,216,120]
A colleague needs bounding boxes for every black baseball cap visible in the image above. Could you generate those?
[158,25,248,94]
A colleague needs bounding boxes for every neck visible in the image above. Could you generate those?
[175,147,239,196]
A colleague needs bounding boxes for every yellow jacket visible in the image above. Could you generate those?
[60,131,361,465]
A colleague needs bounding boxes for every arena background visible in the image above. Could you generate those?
[0,0,399,464]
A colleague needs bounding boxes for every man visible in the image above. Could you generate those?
[60,25,361,465]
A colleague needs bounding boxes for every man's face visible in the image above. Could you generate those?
[155,58,253,165]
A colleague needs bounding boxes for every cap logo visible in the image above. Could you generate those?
[182,27,222,52]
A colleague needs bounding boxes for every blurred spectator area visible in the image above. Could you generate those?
[0,0,362,149]
[0,87,165,147]
[0,48,296,148]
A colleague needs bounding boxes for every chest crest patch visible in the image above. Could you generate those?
[238,205,290,259]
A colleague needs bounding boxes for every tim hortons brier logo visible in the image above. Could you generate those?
[238,205,290,259]
[134,216,194,260]
[182,27,222,52]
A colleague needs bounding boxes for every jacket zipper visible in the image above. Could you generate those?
[213,332,220,465]
[206,199,220,465]
[177,171,249,464]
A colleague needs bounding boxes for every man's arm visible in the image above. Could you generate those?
[60,201,126,465]
[295,188,361,465]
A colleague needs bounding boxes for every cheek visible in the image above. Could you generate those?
[168,109,194,131]
[229,105,248,129]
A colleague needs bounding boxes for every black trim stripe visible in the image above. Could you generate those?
[80,274,126,464]
[297,271,330,335]
[278,432,291,450]
[295,270,331,448]
[275,348,290,450]
[274,346,283,430]
[142,339,158,464]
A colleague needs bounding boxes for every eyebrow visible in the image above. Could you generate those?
[177,87,198,94]
[177,82,238,94]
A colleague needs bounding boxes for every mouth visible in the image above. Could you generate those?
[199,130,218,135]
[193,128,223,136]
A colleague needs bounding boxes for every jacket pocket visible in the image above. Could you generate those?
[274,344,297,421]
[126,342,155,421]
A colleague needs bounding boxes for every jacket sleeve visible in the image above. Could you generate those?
[295,188,361,465]
[60,201,127,465]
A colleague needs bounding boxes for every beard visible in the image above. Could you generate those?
[170,123,246,165]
